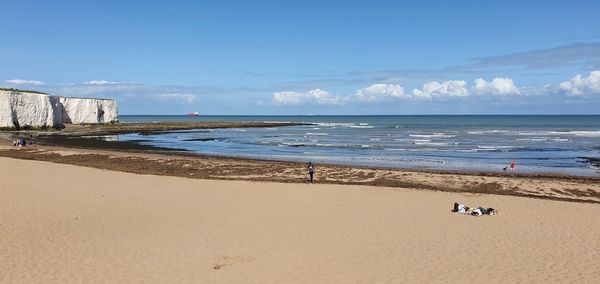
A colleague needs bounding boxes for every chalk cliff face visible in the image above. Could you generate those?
[0,90,57,128]
[0,89,118,129]
[59,97,118,124]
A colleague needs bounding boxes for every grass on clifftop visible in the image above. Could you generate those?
[0,88,48,94]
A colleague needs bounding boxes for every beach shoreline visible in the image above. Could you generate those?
[1,133,599,204]
[3,119,599,177]
[1,121,598,178]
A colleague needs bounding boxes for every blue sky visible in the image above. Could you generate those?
[1,0,600,114]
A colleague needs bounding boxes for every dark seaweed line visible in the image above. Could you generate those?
[1,149,598,205]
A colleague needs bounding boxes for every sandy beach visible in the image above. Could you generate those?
[1,156,599,283]
[3,0,600,282]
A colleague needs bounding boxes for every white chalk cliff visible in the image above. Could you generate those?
[0,89,118,129]
[58,97,118,124]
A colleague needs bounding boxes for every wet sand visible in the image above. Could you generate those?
[1,157,599,283]
[0,141,599,204]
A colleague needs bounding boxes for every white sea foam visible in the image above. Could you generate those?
[409,133,455,138]
[414,142,450,146]
[315,122,355,127]
[549,130,600,137]
[349,125,375,129]
[516,137,549,141]
[408,148,440,152]
[315,143,338,147]
[476,145,514,151]
[477,145,513,149]
[516,131,547,136]
[305,132,329,136]
[467,130,509,135]
[515,130,600,137]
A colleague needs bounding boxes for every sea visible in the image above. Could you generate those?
[111,115,600,176]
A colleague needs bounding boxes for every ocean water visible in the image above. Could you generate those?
[114,115,600,176]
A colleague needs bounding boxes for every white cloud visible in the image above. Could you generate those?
[274,78,521,106]
[411,89,431,99]
[559,70,600,96]
[154,93,196,104]
[354,84,406,102]
[272,89,342,105]
[473,77,520,95]
[54,82,144,97]
[5,79,45,85]
[84,80,122,85]
[411,80,469,99]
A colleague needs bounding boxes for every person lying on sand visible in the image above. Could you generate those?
[452,202,497,216]
[471,207,496,216]
[453,203,470,214]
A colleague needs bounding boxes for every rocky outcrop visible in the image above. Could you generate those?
[0,89,118,129]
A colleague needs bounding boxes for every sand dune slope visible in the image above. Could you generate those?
[1,157,599,283]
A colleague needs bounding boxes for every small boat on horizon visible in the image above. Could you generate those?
[186,112,200,117]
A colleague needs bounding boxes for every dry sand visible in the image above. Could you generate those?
[1,157,599,283]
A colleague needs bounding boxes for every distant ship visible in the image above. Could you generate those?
[186,112,200,117]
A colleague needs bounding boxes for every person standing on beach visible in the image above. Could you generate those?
[510,160,516,171]
[307,162,315,183]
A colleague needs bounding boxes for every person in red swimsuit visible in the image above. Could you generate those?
[510,160,516,171]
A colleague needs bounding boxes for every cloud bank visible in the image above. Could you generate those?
[3,71,599,114]
[5,79,45,85]
[269,70,600,106]
[473,77,520,95]
[84,80,124,85]
[272,77,527,105]
[559,71,600,96]
[272,89,342,105]
[412,80,469,99]
[354,84,406,102]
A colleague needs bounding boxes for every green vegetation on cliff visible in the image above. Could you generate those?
[0,88,48,94]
